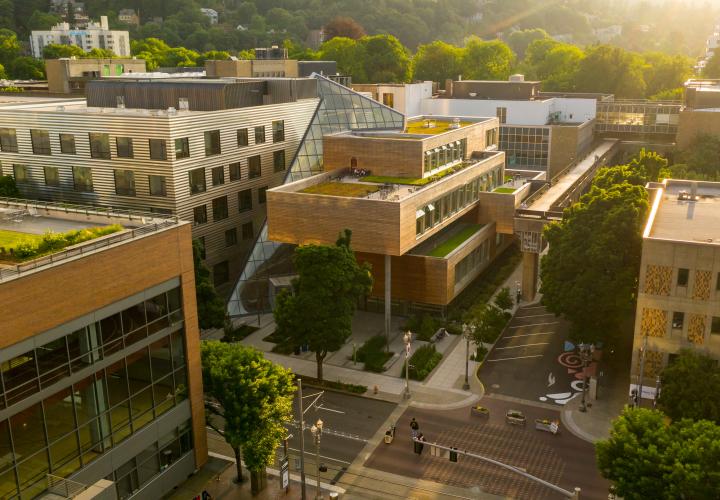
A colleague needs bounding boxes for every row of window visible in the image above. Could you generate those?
[188,149,285,195]
[668,311,720,335]
[423,139,466,174]
[192,189,265,225]
[0,120,285,160]
[415,168,501,237]
[454,238,492,285]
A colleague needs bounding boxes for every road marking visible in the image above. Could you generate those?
[495,342,550,350]
[514,313,556,319]
[317,404,345,414]
[487,355,544,362]
[288,447,352,465]
[520,306,546,310]
[504,332,555,338]
[508,322,559,329]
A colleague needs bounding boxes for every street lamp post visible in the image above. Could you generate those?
[578,343,594,413]
[403,331,412,399]
[310,419,324,500]
[462,323,473,390]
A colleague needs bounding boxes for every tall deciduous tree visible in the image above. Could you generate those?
[461,37,515,81]
[412,40,463,88]
[596,407,720,499]
[318,36,367,82]
[658,349,720,424]
[676,133,720,180]
[201,341,295,493]
[574,45,646,98]
[359,34,411,83]
[506,28,550,59]
[323,16,366,41]
[274,230,373,381]
[193,240,226,330]
[540,183,648,343]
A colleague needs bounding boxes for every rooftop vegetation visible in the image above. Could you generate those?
[0,230,44,253]
[0,224,124,262]
[493,187,517,194]
[405,120,473,135]
[361,166,459,187]
[427,224,483,257]
[301,182,379,198]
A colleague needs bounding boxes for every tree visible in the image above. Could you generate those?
[192,240,225,330]
[43,43,86,59]
[704,52,720,79]
[27,10,61,31]
[461,37,515,81]
[318,37,367,82]
[592,165,648,190]
[7,56,44,79]
[506,28,550,59]
[0,29,20,68]
[274,229,373,381]
[469,303,507,345]
[85,48,115,58]
[540,183,649,343]
[628,148,668,182]
[676,134,720,180]
[574,45,647,98]
[0,175,19,197]
[201,341,295,492]
[412,40,463,88]
[493,287,514,312]
[533,44,585,92]
[323,16,365,41]
[359,34,411,83]
[658,349,720,424]
[642,52,692,98]
[596,407,720,499]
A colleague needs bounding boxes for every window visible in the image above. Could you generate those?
[213,261,229,285]
[174,138,190,159]
[273,150,286,172]
[225,228,237,247]
[13,164,29,183]
[672,311,684,329]
[677,268,689,286]
[114,169,136,196]
[249,155,261,178]
[272,120,285,142]
[149,175,167,196]
[382,93,394,108]
[254,126,265,144]
[188,168,206,194]
[72,166,93,192]
[149,139,167,160]
[211,166,225,186]
[60,133,76,154]
[712,317,720,334]
[238,189,252,212]
[115,137,134,158]
[242,221,253,240]
[44,166,60,186]
[204,130,221,156]
[258,186,268,204]
[229,162,241,181]
[237,128,249,147]
[89,133,111,159]
[193,205,207,224]
[0,128,18,152]
[212,196,228,221]
[31,129,51,155]
[496,107,507,124]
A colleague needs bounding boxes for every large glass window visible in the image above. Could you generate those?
[204,130,221,156]
[273,149,286,172]
[258,186,267,204]
[242,221,253,240]
[116,137,134,158]
[72,166,93,192]
[249,155,261,178]
[193,205,207,225]
[12,164,29,183]
[174,137,190,159]
[211,166,225,186]
[212,196,228,221]
[0,128,18,153]
[238,189,252,212]
[254,126,265,144]
[272,120,285,142]
[149,175,167,197]
[188,168,206,194]
[149,139,167,160]
[44,166,60,186]
[213,261,229,284]
[89,133,111,159]
[229,162,241,181]
[59,133,76,154]
[31,129,51,155]
[237,128,249,147]
[225,228,237,247]
[114,170,136,196]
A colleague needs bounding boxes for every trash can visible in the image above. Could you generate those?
[384,430,393,444]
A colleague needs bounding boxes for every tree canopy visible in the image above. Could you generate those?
[192,240,225,330]
[658,349,720,424]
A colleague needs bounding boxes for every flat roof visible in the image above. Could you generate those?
[645,180,720,245]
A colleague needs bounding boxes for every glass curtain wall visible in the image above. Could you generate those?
[227,74,405,315]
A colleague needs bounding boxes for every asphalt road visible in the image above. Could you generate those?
[365,398,610,500]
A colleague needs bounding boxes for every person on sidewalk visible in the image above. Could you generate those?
[410,417,419,440]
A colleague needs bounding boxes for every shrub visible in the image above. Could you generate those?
[10,224,124,261]
[298,375,367,394]
[221,324,259,343]
[406,344,442,381]
[354,335,392,372]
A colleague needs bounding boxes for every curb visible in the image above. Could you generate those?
[559,394,602,443]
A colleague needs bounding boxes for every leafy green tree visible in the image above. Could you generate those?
[0,29,20,68]
[469,303,507,345]
[318,37,367,82]
[676,134,720,180]
[628,148,668,182]
[7,56,44,79]
[574,45,646,98]
[596,407,720,499]
[540,183,649,343]
[592,165,648,190]
[412,40,463,88]
[642,52,692,98]
[506,28,550,59]
[27,10,61,31]
[658,349,720,424]
[274,229,373,381]
[534,44,585,91]
[0,175,19,197]
[359,34,411,83]
[85,48,115,58]
[493,287,514,311]
[323,16,365,41]
[461,37,515,81]
[704,52,720,79]
[193,240,225,330]
[649,88,683,101]
[201,341,295,492]
[43,44,86,59]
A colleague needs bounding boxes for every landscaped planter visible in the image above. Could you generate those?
[535,419,560,434]
[505,409,526,426]
[470,405,490,418]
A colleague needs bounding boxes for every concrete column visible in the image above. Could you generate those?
[522,251,539,302]
[384,254,391,348]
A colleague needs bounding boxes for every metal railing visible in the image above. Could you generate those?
[0,196,177,222]
[46,474,86,498]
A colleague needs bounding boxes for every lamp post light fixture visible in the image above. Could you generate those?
[578,343,595,413]
[403,331,412,399]
[310,419,324,500]
[462,323,474,390]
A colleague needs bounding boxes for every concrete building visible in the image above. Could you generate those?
[631,179,720,401]
[0,198,206,498]
[30,17,131,58]
[118,9,140,27]
[0,77,319,289]
[205,50,337,79]
[675,79,720,149]
[352,82,433,116]
[45,57,147,94]
[200,8,218,25]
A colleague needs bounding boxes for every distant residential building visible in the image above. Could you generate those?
[45,57,146,93]
[30,16,130,58]
[200,8,218,24]
[118,8,140,27]
[593,24,622,43]
[306,29,325,49]
[50,0,90,28]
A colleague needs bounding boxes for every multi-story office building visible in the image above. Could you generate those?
[30,17,130,59]
[0,77,319,288]
[351,82,433,116]
[632,179,720,401]
[45,58,147,94]
[0,198,206,498]
[205,53,337,79]
[677,78,720,149]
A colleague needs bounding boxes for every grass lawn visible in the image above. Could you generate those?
[302,182,379,197]
[361,175,427,186]
[493,187,517,194]
[405,120,473,135]
[428,224,482,257]
[0,230,43,250]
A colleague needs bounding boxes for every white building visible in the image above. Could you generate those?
[351,82,433,116]
[200,8,219,25]
[30,16,130,58]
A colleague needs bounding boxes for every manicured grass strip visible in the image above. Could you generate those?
[493,187,517,193]
[301,182,379,198]
[0,230,44,250]
[3,224,123,261]
[361,175,428,186]
[405,120,473,135]
[428,224,482,257]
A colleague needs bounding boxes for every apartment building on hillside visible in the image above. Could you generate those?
[0,77,319,288]
[30,17,130,58]
[0,199,205,499]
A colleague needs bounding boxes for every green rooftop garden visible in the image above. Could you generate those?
[493,187,517,194]
[301,182,379,198]
[0,230,44,252]
[361,166,459,187]
[405,120,473,135]
[0,224,124,262]
[427,224,483,257]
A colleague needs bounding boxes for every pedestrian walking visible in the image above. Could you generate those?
[410,417,419,440]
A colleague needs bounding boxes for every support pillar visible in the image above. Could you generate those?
[384,254,391,350]
[521,251,539,302]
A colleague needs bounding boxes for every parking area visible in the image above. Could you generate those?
[480,304,590,406]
